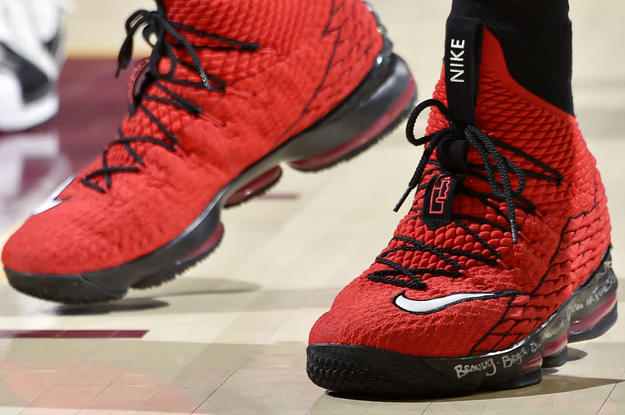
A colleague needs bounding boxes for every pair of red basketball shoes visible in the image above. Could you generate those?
[2,0,616,397]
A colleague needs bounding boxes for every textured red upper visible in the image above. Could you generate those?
[2,0,383,274]
[309,30,611,357]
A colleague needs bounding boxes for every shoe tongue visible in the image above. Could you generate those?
[444,17,483,126]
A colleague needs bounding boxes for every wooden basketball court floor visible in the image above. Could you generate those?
[0,1,624,413]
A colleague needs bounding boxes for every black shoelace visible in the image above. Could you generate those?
[368,99,564,290]
[80,3,259,193]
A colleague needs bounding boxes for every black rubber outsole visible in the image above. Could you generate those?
[128,227,225,290]
[6,35,417,304]
[307,250,618,398]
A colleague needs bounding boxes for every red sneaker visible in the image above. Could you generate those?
[2,0,416,303]
[307,23,615,397]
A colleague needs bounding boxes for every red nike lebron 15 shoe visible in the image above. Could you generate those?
[2,0,416,303]
[307,20,616,397]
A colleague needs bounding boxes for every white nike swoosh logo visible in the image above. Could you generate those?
[32,176,74,215]
[394,291,520,315]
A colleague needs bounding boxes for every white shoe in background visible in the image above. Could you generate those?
[0,0,70,132]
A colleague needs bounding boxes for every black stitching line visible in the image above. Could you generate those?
[470,180,601,353]
[277,0,341,141]
[470,296,517,355]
